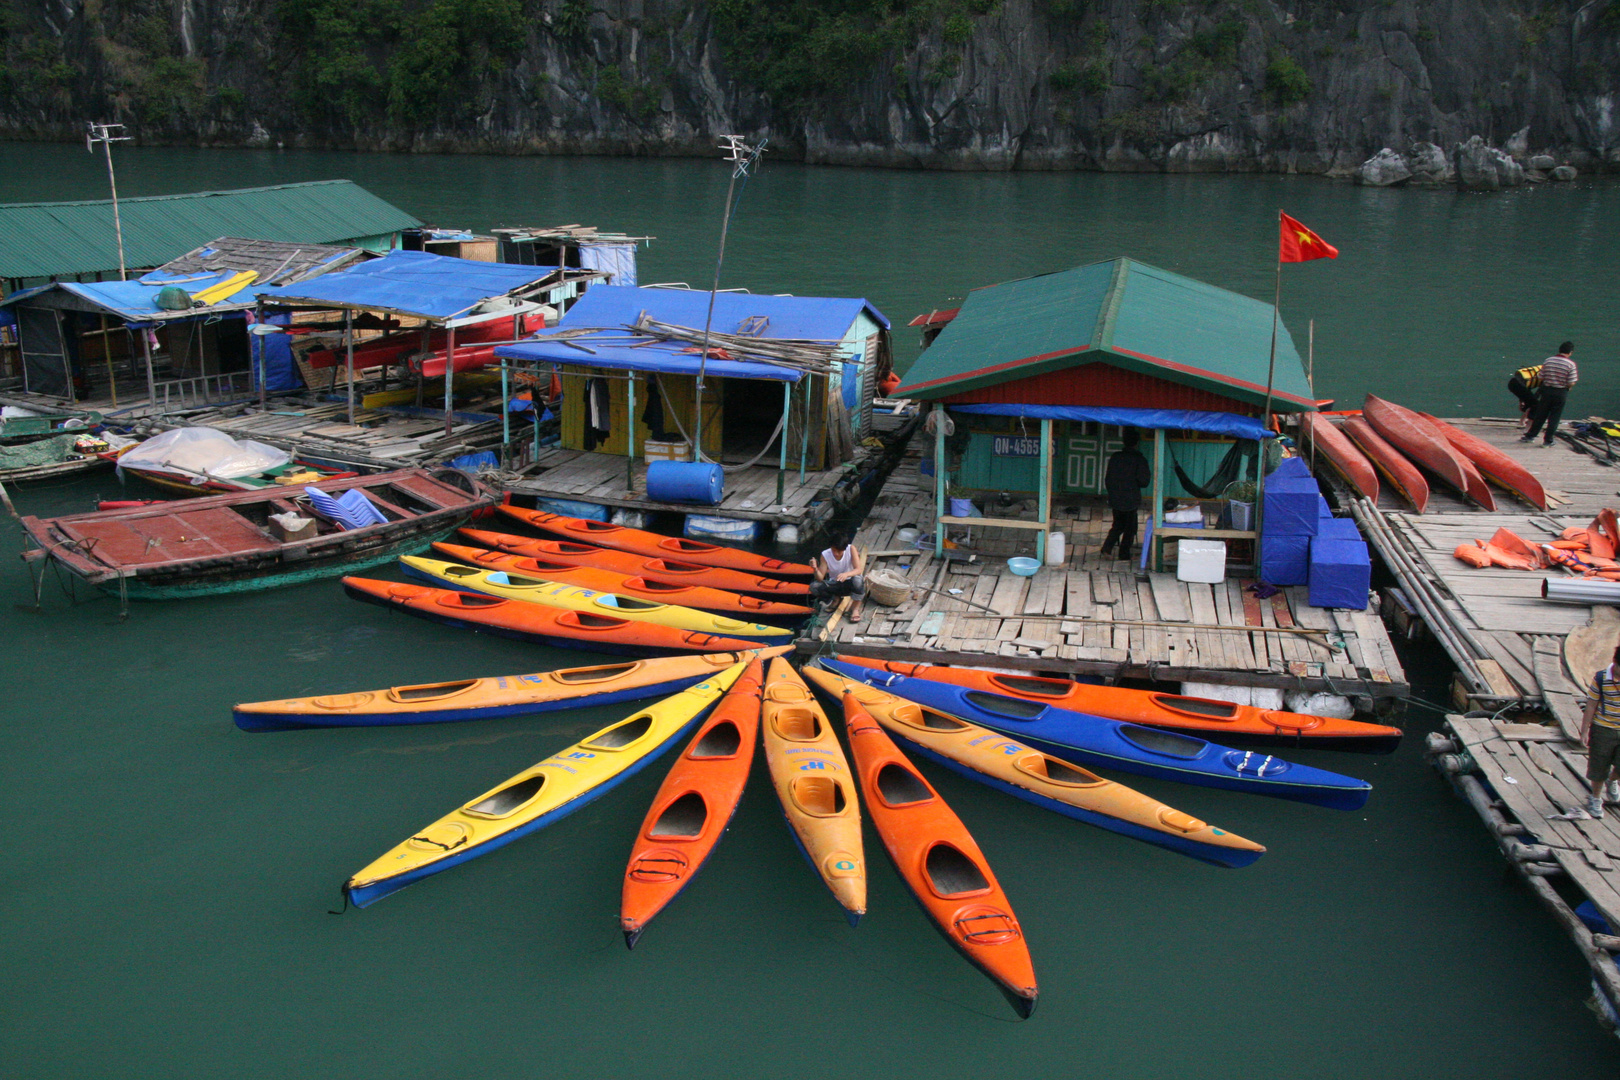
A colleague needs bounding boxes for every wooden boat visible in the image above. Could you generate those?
[431,542,812,620]
[803,666,1265,867]
[343,577,765,656]
[20,469,492,600]
[760,657,866,923]
[400,557,794,644]
[842,689,1038,1018]
[460,528,812,598]
[1364,394,1495,510]
[499,506,816,578]
[1299,413,1378,502]
[234,648,785,731]
[1342,417,1430,513]
[1418,412,1548,510]
[344,663,745,908]
[621,658,764,949]
[832,655,1403,752]
[122,457,356,497]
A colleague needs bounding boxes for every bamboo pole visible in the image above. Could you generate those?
[344,310,355,426]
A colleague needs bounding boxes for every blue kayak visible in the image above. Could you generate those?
[820,659,1371,811]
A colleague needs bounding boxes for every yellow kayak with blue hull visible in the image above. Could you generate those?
[400,556,793,645]
[344,661,747,908]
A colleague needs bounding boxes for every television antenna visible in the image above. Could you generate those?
[86,121,132,280]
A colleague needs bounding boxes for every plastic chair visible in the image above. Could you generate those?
[304,486,387,531]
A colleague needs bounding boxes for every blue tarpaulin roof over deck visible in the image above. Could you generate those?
[255,250,557,321]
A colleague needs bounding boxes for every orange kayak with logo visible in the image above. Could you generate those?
[431,542,812,620]
[761,657,866,924]
[1342,416,1430,513]
[832,655,1403,752]
[1417,412,1548,511]
[1300,413,1378,502]
[1365,394,1495,510]
[842,689,1037,1018]
[499,506,815,578]
[621,658,764,949]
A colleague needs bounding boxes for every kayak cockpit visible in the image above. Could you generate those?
[791,776,849,817]
[552,662,642,684]
[1118,725,1211,759]
[649,792,708,838]
[772,708,823,741]
[466,774,546,817]
[585,714,655,750]
[963,691,1047,721]
[989,674,1074,698]
[438,592,504,609]
[1014,753,1105,788]
[925,843,990,898]
[600,595,664,612]
[691,721,743,758]
[388,679,479,703]
[1150,694,1241,720]
[875,762,933,807]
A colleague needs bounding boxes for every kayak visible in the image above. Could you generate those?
[343,577,765,656]
[400,557,794,644]
[1342,416,1430,513]
[803,665,1265,867]
[621,658,764,949]
[842,688,1038,1019]
[431,542,812,621]
[499,506,816,578]
[818,660,1371,810]
[460,529,812,598]
[761,657,866,923]
[344,662,745,908]
[831,655,1403,753]
[1365,394,1495,510]
[1300,413,1378,502]
[234,648,786,731]
[1418,411,1548,511]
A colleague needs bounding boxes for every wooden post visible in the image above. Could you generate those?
[777,378,790,507]
[626,372,636,493]
[254,301,266,412]
[1036,417,1051,563]
[1254,441,1267,574]
[443,324,456,436]
[1151,427,1165,572]
[799,374,810,482]
[141,328,156,410]
[344,310,355,426]
[934,403,947,558]
[99,315,117,408]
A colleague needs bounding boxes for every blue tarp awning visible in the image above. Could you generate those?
[254,249,557,321]
[0,271,260,324]
[948,403,1276,440]
[496,337,805,382]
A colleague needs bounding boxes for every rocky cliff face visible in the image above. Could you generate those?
[2,0,1617,173]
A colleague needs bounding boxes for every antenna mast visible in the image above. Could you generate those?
[86,121,132,280]
[692,134,766,460]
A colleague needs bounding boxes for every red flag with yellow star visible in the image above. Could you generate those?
[1279,211,1338,262]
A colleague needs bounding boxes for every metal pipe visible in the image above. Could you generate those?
[1543,577,1620,604]
[443,324,456,436]
[141,329,156,410]
[777,379,790,507]
[500,359,510,467]
[344,310,355,425]
[255,300,266,412]
[626,373,636,492]
[934,403,947,559]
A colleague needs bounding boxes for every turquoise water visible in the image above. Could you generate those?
[3,146,1619,1076]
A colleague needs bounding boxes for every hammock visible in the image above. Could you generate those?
[1170,441,1252,499]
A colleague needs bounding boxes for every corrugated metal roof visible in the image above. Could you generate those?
[0,181,420,281]
[896,258,1316,413]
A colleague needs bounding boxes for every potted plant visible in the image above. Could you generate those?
[946,483,976,518]
[1222,480,1257,531]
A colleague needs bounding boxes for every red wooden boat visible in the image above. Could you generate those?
[343,577,764,655]
[1417,412,1548,510]
[498,506,816,578]
[459,529,811,598]
[620,658,764,949]
[1300,413,1378,502]
[1342,417,1429,513]
[1364,395,1495,510]
[430,542,812,620]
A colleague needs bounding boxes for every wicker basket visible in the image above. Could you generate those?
[866,568,912,607]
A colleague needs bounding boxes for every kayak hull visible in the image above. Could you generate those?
[1365,394,1494,510]
[1300,413,1379,502]
[1419,412,1548,510]
[1342,416,1430,513]
[500,506,815,578]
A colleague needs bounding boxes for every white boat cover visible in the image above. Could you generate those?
[117,427,291,480]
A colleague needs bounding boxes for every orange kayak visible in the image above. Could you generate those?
[499,506,815,578]
[761,657,866,923]
[1342,416,1430,513]
[431,542,812,620]
[461,529,812,598]
[833,655,1403,752]
[842,689,1037,1018]
[1365,395,1495,510]
[621,658,763,949]
[342,577,764,656]
[1417,412,1547,510]
[1300,413,1378,502]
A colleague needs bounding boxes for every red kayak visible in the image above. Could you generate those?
[1417,412,1547,510]
[1364,395,1495,510]
[430,542,812,620]
[499,506,815,578]
[342,577,764,656]
[1342,417,1430,513]
[1300,413,1378,502]
[459,529,811,598]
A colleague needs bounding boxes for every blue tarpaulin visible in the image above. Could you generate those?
[0,272,262,324]
[498,338,806,382]
[250,311,299,392]
[255,250,557,321]
[947,403,1275,441]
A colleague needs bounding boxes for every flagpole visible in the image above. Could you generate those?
[1263,208,1281,423]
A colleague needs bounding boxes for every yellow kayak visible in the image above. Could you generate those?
[400,556,793,644]
[345,661,746,907]
[761,657,866,923]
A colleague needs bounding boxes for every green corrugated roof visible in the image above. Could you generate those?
[896,257,1317,412]
[0,180,420,280]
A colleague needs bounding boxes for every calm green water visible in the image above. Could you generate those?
[4,146,1620,1077]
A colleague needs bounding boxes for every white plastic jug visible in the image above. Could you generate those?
[1045,531,1066,565]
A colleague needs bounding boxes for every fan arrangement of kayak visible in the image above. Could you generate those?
[1303,394,1547,513]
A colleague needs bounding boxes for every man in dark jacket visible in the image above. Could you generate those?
[1100,429,1153,562]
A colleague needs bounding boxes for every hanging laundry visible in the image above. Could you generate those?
[584,376,612,451]
[642,374,670,440]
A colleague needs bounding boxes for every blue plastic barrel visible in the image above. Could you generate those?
[647,461,724,506]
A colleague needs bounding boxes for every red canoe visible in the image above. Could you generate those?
[430,542,812,620]
[342,577,764,656]
[1417,413,1548,510]
[620,658,764,949]
[1364,395,1495,510]
[459,529,811,598]
[1342,417,1430,513]
[499,506,816,578]
[1300,413,1378,502]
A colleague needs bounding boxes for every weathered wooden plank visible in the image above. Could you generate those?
[1149,573,1191,623]
[1065,572,1095,619]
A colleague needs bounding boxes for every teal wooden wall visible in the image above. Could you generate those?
[953,424,1251,499]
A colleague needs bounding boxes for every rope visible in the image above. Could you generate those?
[655,375,788,472]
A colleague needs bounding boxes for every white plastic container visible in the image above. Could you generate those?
[1045,531,1066,565]
[1176,538,1227,583]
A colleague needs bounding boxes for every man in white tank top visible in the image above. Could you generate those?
[813,534,867,621]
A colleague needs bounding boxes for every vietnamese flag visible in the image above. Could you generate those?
[1279,211,1338,262]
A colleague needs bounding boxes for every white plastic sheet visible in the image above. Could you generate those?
[117,427,291,480]
[579,242,638,286]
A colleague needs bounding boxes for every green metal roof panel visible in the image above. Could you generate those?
[0,181,420,280]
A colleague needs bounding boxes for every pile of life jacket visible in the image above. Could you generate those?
[1454,508,1620,579]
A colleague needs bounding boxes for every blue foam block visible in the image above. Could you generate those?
[1309,538,1371,610]
[1272,457,1313,480]
[1261,532,1311,586]
[1316,517,1362,542]
[1263,476,1321,537]
[1317,495,1333,519]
